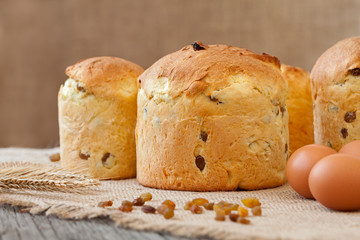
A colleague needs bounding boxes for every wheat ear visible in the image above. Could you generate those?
[0,162,99,193]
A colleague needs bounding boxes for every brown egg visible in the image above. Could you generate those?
[286,144,336,199]
[339,140,360,157]
[309,153,360,211]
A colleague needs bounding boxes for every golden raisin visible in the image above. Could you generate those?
[213,203,222,212]
[241,198,261,208]
[132,197,145,206]
[49,153,60,162]
[190,205,203,214]
[238,206,248,217]
[162,200,175,210]
[119,200,133,212]
[203,202,214,210]
[141,205,156,214]
[222,206,231,215]
[237,217,251,224]
[184,201,193,210]
[251,206,262,216]
[192,198,209,206]
[162,208,174,219]
[215,212,226,221]
[228,204,239,211]
[229,213,239,222]
[121,200,133,207]
[140,192,152,202]
[119,205,132,212]
[157,204,168,215]
[217,201,231,207]
[97,200,113,208]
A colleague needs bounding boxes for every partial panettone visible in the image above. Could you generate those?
[136,42,289,191]
[311,37,360,151]
[58,56,143,179]
[281,65,314,153]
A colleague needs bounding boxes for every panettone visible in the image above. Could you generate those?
[311,37,360,151]
[281,64,314,152]
[58,56,143,179]
[136,42,289,191]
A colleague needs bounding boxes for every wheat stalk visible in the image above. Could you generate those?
[0,162,100,193]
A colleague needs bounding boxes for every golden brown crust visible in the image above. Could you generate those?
[59,56,143,179]
[311,37,360,150]
[66,56,144,100]
[139,42,283,99]
[281,64,314,152]
[136,42,288,191]
[311,37,360,91]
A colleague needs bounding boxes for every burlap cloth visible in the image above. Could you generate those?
[0,148,359,240]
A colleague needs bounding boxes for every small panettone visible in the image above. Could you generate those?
[58,56,143,179]
[281,65,314,152]
[311,37,360,151]
[136,42,289,191]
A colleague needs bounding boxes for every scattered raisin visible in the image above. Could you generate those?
[49,153,60,162]
[162,208,174,219]
[237,217,251,224]
[101,152,111,164]
[241,198,261,208]
[184,201,193,210]
[285,143,288,153]
[98,200,113,208]
[140,192,152,202]
[203,202,214,210]
[344,111,356,123]
[79,152,90,160]
[192,198,209,206]
[228,204,239,211]
[229,213,239,222]
[195,155,206,171]
[200,131,208,142]
[141,205,156,214]
[157,204,168,215]
[119,200,133,212]
[349,68,360,76]
[251,206,262,216]
[215,213,226,221]
[161,200,175,210]
[341,128,348,138]
[119,205,133,213]
[132,197,145,206]
[121,200,133,207]
[215,208,226,216]
[238,207,248,217]
[190,205,203,214]
[192,42,205,51]
[214,204,231,215]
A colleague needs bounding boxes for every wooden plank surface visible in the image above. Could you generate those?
[0,205,196,240]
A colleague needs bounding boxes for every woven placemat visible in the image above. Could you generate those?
[0,148,359,240]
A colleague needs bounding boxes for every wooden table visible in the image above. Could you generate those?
[0,205,195,240]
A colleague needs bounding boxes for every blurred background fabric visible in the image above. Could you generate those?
[0,0,359,148]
